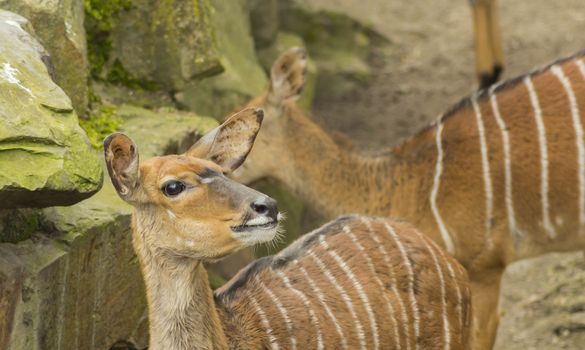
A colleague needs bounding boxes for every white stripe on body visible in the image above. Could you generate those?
[361,217,412,350]
[552,64,585,228]
[309,248,367,349]
[435,240,465,344]
[471,95,495,249]
[275,270,324,350]
[416,233,451,350]
[524,76,557,238]
[320,231,379,350]
[345,225,401,349]
[489,84,520,242]
[430,119,456,254]
[250,295,280,350]
[256,277,297,350]
[296,261,349,349]
[382,221,421,350]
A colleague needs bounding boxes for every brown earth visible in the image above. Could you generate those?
[306,0,585,348]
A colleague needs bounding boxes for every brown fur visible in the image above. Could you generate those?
[234,48,585,349]
[104,108,472,349]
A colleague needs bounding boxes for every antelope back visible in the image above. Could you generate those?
[215,215,472,350]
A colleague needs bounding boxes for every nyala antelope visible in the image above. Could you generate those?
[470,0,504,88]
[234,47,585,349]
[104,108,471,350]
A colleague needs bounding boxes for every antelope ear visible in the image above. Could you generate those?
[268,47,308,104]
[104,133,140,201]
[185,108,264,173]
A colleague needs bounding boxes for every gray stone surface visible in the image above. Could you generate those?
[0,0,89,115]
[108,0,222,91]
[175,0,268,118]
[0,11,102,208]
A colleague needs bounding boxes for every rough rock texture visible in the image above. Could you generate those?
[0,107,217,350]
[176,0,267,118]
[278,0,388,99]
[107,0,222,91]
[0,11,102,209]
[0,0,89,116]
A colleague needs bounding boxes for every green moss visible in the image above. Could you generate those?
[106,60,160,91]
[79,105,123,149]
[84,0,131,79]
[0,209,43,243]
[207,270,227,290]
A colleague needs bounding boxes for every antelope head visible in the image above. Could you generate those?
[104,108,280,261]
[232,47,309,184]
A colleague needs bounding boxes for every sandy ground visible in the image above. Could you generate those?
[306,0,585,348]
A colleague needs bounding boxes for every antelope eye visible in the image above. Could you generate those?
[162,181,186,197]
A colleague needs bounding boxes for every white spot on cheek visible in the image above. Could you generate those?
[166,209,177,219]
[555,216,564,227]
[200,177,215,184]
[186,240,194,247]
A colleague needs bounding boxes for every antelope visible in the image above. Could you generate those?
[470,0,504,88]
[104,108,472,350]
[234,47,585,349]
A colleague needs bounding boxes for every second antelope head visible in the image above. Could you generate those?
[104,108,280,261]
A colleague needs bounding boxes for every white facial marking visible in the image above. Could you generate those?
[471,95,494,249]
[200,177,215,184]
[430,118,455,254]
[166,209,177,219]
[524,76,556,238]
[245,216,272,226]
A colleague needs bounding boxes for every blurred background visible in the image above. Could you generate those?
[0,0,584,349]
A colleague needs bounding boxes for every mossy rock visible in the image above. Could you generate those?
[3,0,90,116]
[0,11,102,208]
[0,105,218,349]
[176,0,268,119]
[89,0,223,91]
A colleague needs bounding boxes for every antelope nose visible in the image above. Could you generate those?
[251,197,278,221]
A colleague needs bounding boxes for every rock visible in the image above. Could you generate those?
[93,0,223,91]
[278,0,389,98]
[175,0,268,118]
[1,0,89,116]
[247,0,279,50]
[0,11,102,209]
[0,107,218,350]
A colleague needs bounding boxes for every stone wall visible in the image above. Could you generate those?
[0,1,383,348]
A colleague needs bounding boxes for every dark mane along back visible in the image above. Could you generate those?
[214,215,359,301]
[415,49,585,136]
